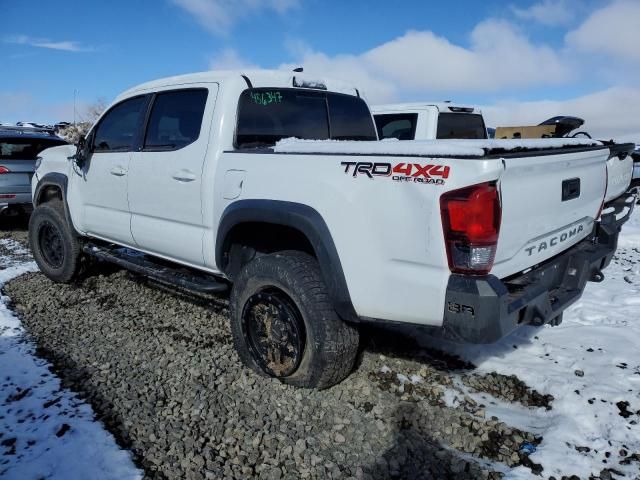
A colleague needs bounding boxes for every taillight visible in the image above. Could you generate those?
[0,166,10,174]
[440,182,501,275]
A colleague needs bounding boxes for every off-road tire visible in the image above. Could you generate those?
[29,200,84,283]
[230,250,359,389]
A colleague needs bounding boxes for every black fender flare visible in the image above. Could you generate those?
[216,200,358,322]
[33,173,79,236]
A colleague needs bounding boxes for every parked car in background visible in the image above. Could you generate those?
[371,102,487,140]
[0,126,67,216]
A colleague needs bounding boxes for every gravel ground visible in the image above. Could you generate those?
[1,223,556,480]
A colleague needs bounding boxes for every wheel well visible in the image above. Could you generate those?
[222,222,315,279]
[37,185,63,205]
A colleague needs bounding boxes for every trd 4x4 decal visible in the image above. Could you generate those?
[340,161,450,185]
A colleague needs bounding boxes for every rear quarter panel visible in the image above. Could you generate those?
[213,151,505,326]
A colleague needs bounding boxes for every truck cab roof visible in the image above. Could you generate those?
[118,69,362,101]
[371,102,483,116]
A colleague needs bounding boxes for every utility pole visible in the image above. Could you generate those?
[73,89,77,125]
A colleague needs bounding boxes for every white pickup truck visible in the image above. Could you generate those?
[372,102,634,205]
[31,70,635,388]
[372,102,488,141]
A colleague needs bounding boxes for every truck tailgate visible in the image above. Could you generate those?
[605,151,633,203]
[491,147,609,279]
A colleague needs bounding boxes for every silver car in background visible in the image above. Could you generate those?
[0,126,67,216]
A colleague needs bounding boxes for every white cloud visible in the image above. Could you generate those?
[566,0,640,62]
[482,86,640,140]
[4,35,93,52]
[209,48,259,70]
[365,21,572,93]
[265,20,572,102]
[171,0,299,34]
[511,0,574,26]
[278,50,398,103]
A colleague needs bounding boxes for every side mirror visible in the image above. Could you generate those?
[70,135,89,168]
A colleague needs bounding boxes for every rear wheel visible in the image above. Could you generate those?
[230,251,359,389]
[29,200,84,283]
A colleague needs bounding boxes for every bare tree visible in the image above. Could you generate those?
[58,98,108,144]
[81,98,108,123]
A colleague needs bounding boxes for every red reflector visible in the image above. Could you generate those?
[0,166,10,174]
[0,194,16,199]
[440,182,501,275]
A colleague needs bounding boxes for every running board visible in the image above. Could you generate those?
[83,244,228,294]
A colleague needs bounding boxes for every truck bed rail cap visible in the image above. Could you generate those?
[272,137,603,158]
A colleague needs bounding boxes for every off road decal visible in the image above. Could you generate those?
[341,161,450,185]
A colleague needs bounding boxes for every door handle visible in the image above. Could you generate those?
[172,170,197,182]
[110,166,126,176]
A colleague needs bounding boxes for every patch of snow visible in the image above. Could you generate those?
[380,365,391,374]
[0,239,28,256]
[273,137,602,157]
[451,377,549,437]
[618,205,640,248]
[442,388,462,408]
[419,207,640,479]
[0,259,141,479]
[615,206,631,221]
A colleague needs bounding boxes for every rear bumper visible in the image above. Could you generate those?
[442,193,636,343]
[0,185,32,209]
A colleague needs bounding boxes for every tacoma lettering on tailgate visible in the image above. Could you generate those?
[525,224,585,256]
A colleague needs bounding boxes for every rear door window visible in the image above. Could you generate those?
[144,89,209,151]
[235,88,376,148]
[374,113,418,140]
[93,96,147,152]
[436,113,487,139]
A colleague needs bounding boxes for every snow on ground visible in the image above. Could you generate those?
[0,239,141,480]
[422,207,640,479]
[1,207,639,478]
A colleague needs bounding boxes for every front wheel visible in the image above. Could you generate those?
[229,251,359,389]
[29,200,84,283]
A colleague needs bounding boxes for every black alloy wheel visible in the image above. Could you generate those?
[242,289,306,377]
[38,220,65,268]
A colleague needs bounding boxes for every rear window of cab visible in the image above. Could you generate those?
[235,88,377,149]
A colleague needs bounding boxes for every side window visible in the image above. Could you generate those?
[436,113,487,139]
[327,94,377,141]
[374,113,418,140]
[93,96,147,152]
[144,89,208,150]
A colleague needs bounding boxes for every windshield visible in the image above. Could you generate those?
[436,113,487,139]
[236,88,377,148]
[0,137,67,160]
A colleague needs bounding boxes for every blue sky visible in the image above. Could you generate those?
[2,0,639,138]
